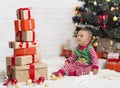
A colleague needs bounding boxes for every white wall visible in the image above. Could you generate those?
[0,0,82,69]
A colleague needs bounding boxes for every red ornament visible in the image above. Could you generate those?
[3,79,11,86]
[39,77,45,83]
[12,78,17,85]
[102,24,106,29]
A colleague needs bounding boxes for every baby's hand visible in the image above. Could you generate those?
[64,61,69,66]
[92,69,98,75]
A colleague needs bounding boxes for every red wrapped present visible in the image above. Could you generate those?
[14,47,36,56]
[14,19,35,31]
[60,49,72,58]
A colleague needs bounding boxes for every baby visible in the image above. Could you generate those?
[51,28,99,80]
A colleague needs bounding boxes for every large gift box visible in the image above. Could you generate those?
[15,30,36,42]
[9,41,39,49]
[7,62,48,82]
[106,53,120,72]
[6,54,41,66]
[14,19,35,31]
[14,47,36,56]
[16,7,33,20]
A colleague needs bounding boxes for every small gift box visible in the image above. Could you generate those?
[9,41,39,49]
[14,47,36,56]
[7,62,48,82]
[14,19,35,31]
[15,30,37,42]
[60,49,72,58]
[16,7,33,20]
[106,53,120,72]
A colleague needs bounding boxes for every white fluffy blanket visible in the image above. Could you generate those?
[0,57,120,88]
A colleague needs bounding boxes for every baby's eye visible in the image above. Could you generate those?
[80,35,83,37]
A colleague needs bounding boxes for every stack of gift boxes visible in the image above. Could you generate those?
[6,8,48,82]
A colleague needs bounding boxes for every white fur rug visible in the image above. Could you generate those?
[0,57,120,88]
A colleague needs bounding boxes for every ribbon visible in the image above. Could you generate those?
[26,42,29,48]
[11,56,15,66]
[9,42,13,48]
[19,42,23,48]
[7,65,13,79]
[32,55,35,63]
[16,31,22,42]
[19,42,29,48]
[17,20,22,31]
[29,64,35,80]
[32,30,35,42]
[108,58,120,63]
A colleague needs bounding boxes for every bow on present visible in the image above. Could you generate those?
[3,78,17,86]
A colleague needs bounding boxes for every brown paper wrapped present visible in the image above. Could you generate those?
[7,62,48,82]
[9,41,39,49]
[6,54,41,66]
[16,7,33,20]
[15,30,37,42]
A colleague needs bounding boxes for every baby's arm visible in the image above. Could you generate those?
[65,51,77,64]
[90,47,99,74]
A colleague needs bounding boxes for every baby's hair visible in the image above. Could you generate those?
[80,28,93,40]
[74,27,93,40]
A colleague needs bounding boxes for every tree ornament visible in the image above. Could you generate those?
[39,76,45,83]
[26,79,32,85]
[102,24,107,29]
[113,16,118,21]
[106,0,110,2]
[93,1,97,6]
[12,79,17,85]
[93,42,98,47]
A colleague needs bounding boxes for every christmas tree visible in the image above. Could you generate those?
[72,0,120,42]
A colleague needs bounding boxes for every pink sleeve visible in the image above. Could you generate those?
[65,51,77,63]
[90,47,99,69]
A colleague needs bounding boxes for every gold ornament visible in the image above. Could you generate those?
[93,42,98,47]
[26,79,32,85]
[106,0,110,2]
[113,16,118,21]
[74,11,78,15]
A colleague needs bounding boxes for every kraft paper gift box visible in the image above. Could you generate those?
[7,62,48,82]
[6,54,41,66]
[14,19,35,31]
[16,7,33,20]
[14,47,36,56]
[15,30,36,42]
[9,41,39,49]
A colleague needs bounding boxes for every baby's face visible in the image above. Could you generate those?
[76,30,91,46]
